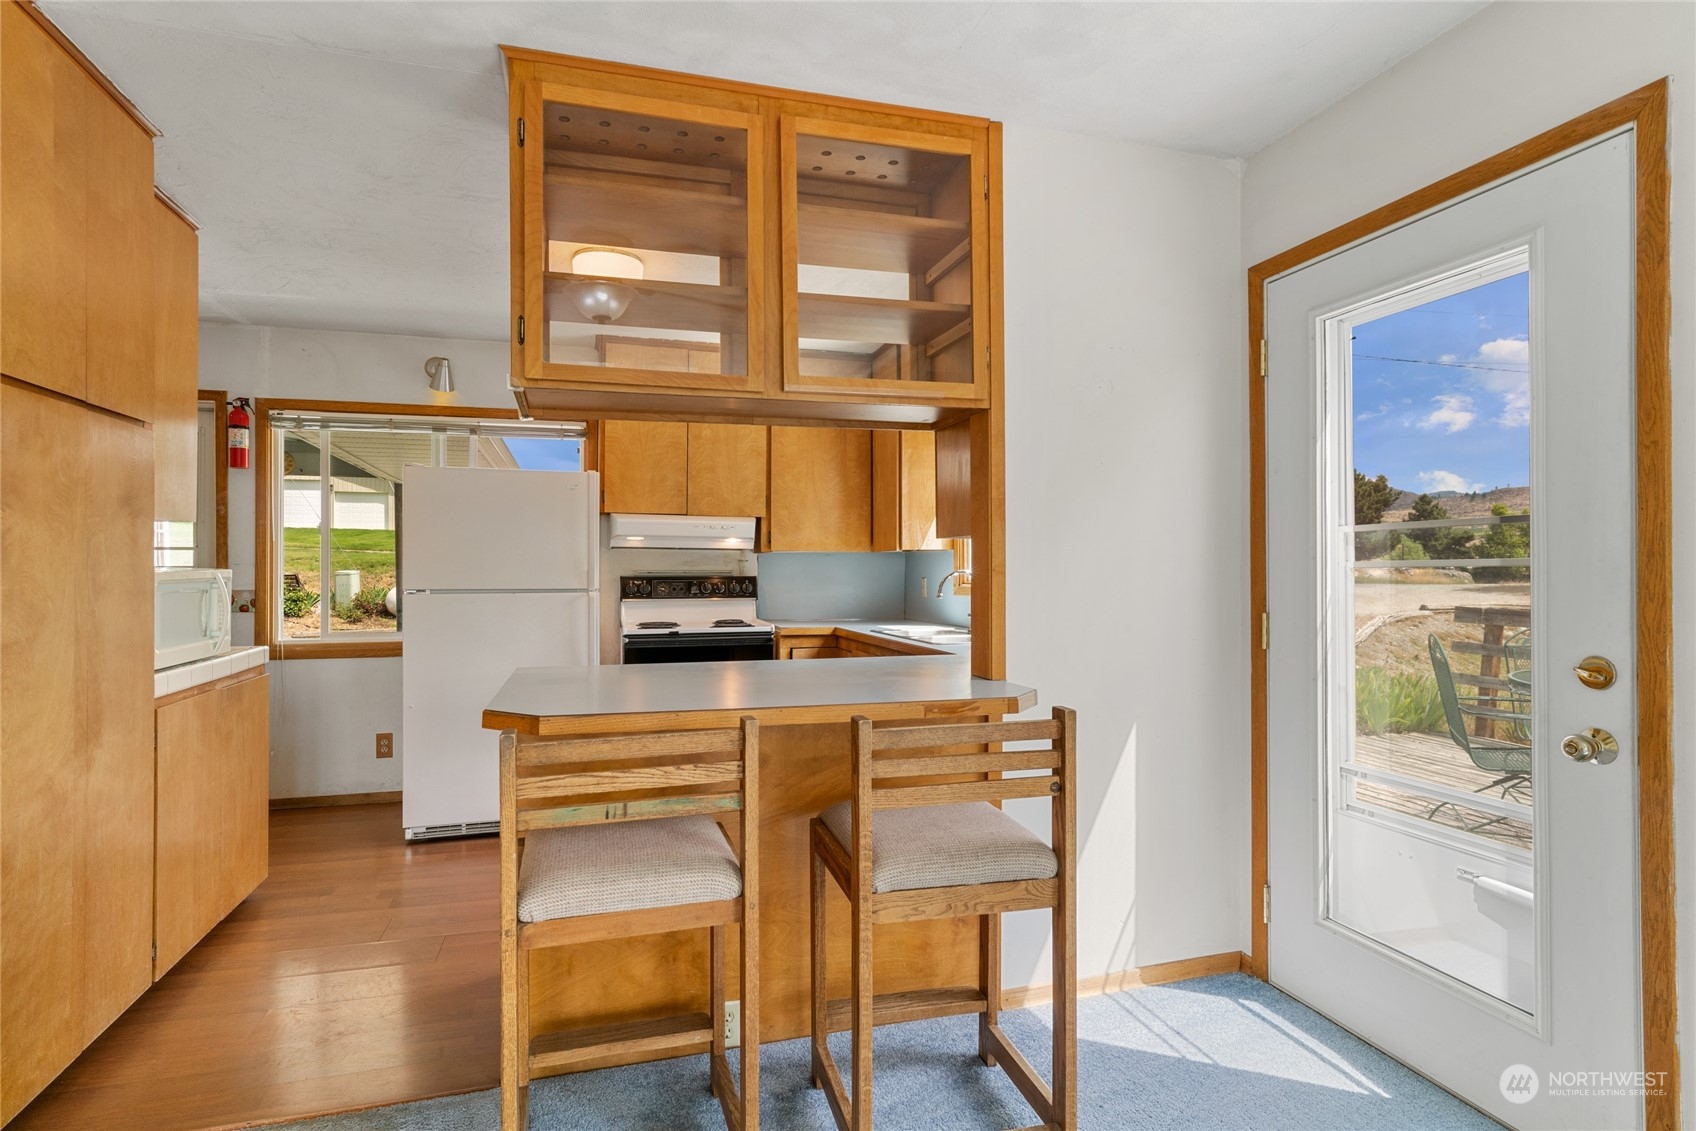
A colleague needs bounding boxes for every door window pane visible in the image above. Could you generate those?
[1330,261,1534,1012]
[541,101,750,374]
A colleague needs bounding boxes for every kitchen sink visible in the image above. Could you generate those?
[877,625,972,645]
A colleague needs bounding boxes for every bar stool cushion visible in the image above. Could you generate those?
[820,801,1057,894]
[518,814,742,923]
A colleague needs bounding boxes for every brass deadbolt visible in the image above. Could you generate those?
[1573,656,1617,690]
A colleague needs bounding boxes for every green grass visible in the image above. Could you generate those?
[1356,666,1446,736]
[282,527,396,628]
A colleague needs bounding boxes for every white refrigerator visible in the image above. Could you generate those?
[401,466,599,839]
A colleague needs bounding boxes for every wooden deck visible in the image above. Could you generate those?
[1353,731,1532,848]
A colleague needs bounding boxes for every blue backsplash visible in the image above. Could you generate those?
[756,550,969,628]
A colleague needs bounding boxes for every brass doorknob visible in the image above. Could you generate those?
[1561,728,1619,765]
[1573,656,1617,690]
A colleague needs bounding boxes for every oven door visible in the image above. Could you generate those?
[622,632,778,664]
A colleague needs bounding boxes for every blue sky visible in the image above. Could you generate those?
[504,436,583,472]
[1352,271,1529,494]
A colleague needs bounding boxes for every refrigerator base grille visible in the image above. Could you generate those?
[404,820,500,842]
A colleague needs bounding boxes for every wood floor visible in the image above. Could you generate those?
[10,804,501,1131]
[1353,731,1533,847]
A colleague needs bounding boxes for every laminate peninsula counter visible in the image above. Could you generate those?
[483,655,1039,1056]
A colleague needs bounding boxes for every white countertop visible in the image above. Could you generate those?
[155,646,269,699]
[484,652,1033,733]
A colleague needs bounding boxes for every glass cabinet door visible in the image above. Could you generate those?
[781,117,988,402]
[522,84,764,391]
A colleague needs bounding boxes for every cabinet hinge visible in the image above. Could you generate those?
[1259,338,1267,378]
[1261,611,1269,651]
[516,117,525,148]
[1262,883,1271,925]
[151,940,157,963]
[517,315,526,345]
[982,173,989,201]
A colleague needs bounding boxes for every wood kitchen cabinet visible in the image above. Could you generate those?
[0,1,161,424]
[1,381,155,1124]
[872,429,943,551]
[153,196,200,521]
[687,423,766,516]
[598,419,689,514]
[767,426,872,551]
[154,670,269,979]
[503,47,996,427]
[1,0,89,399]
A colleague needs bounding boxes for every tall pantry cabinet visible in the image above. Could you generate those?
[0,2,193,1121]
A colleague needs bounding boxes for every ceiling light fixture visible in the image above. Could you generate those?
[566,247,644,324]
[424,356,454,392]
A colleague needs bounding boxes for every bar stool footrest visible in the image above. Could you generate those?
[822,985,987,1032]
[528,1010,715,1077]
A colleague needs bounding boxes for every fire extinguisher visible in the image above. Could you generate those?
[228,398,252,470]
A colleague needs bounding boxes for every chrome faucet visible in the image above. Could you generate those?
[934,569,972,597]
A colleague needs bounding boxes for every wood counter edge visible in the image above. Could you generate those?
[483,690,1037,736]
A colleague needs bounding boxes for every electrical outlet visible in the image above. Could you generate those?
[723,999,741,1049]
[375,732,394,759]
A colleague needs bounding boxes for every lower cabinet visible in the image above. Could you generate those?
[0,382,155,1124]
[153,670,270,978]
[776,628,946,660]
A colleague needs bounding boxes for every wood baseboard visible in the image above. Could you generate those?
[269,791,402,810]
[1003,950,1249,1010]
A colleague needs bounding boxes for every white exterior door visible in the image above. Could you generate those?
[1265,132,1645,1128]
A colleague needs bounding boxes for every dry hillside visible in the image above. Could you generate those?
[1384,485,1530,521]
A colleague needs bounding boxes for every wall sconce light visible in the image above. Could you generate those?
[424,356,454,393]
[566,247,644,324]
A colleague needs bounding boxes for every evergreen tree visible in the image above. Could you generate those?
[1354,471,1397,525]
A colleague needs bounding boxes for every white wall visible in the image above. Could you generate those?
[1240,0,1694,1114]
[1000,123,1249,983]
[204,323,520,797]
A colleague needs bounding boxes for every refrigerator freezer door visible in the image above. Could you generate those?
[401,590,596,833]
[401,467,598,592]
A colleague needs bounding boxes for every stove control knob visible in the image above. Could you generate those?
[715,582,726,594]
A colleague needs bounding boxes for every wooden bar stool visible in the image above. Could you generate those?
[498,720,761,1130]
[809,708,1077,1130]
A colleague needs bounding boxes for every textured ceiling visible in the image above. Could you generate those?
[40,1,1486,342]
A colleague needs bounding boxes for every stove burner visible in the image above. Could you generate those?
[712,618,753,627]
[637,621,680,630]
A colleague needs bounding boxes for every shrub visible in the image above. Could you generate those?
[1383,534,1429,561]
[282,587,319,619]
[337,585,394,624]
[1356,666,1446,735]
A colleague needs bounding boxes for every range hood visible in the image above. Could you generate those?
[608,513,758,550]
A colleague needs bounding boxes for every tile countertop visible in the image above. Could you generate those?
[154,646,269,699]
[484,653,1033,734]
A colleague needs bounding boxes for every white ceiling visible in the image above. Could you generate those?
[41,1,1486,343]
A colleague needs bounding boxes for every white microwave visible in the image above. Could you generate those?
[155,568,232,671]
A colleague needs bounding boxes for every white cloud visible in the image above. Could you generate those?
[1475,337,1530,427]
[1438,353,1458,365]
[1418,393,1476,434]
[1356,402,1393,421]
[1478,337,1529,365]
[1417,470,1486,494]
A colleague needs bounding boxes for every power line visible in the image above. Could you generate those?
[1355,353,1528,374]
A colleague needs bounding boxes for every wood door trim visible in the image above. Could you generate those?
[1245,79,1675,1126]
[199,389,229,569]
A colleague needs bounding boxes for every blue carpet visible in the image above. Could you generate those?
[270,974,1500,1129]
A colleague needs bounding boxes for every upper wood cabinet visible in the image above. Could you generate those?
[1,0,89,399]
[780,115,988,406]
[687,423,766,517]
[599,419,688,514]
[153,198,200,521]
[0,1,160,423]
[767,426,872,551]
[503,48,996,428]
[872,430,943,552]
